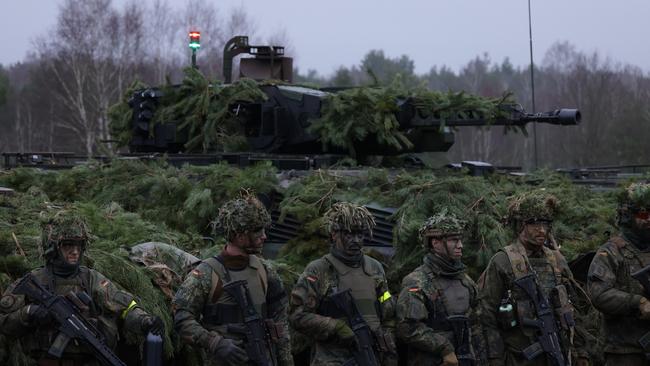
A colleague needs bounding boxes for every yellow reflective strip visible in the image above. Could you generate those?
[379,291,392,303]
[121,300,137,319]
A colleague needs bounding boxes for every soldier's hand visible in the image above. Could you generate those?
[26,304,51,325]
[333,319,355,341]
[639,297,650,320]
[212,338,248,365]
[441,351,459,366]
[141,315,164,336]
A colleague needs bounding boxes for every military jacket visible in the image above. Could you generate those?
[289,253,397,366]
[172,253,293,366]
[479,240,585,366]
[0,266,150,363]
[396,253,486,366]
[588,234,650,354]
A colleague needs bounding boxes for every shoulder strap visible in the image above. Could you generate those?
[544,247,563,285]
[250,255,268,295]
[503,243,529,279]
[203,257,224,303]
[79,266,92,293]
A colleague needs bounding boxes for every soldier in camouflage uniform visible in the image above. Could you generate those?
[290,202,398,365]
[173,194,293,366]
[397,210,486,366]
[479,191,589,366]
[588,182,650,365]
[0,210,163,366]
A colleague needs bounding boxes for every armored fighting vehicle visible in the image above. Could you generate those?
[126,36,581,168]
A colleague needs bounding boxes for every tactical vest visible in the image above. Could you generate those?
[503,242,562,289]
[593,235,650,355]
[424,275,472,330]
[318,254,381,330]
[201,255,269,330]
[612,236,650,295]
[25,267,119,357]
[502,242,574,347]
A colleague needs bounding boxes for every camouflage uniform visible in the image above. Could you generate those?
[479,191,587,366]
[290,202,398,366]
[397,211,487,366]
[173,195,293,366]
[0,210,161,366]
[588,183,650,365]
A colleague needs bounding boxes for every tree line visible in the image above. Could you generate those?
[0,0,649,170]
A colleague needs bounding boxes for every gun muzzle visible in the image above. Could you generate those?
[528,109,581,125]
[556,109,581,125]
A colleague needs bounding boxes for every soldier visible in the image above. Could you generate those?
[479,190,589,366]
[289,202,398,366]
[172,194,293,366]
[587,182,650,365]
[0,210,163,366]
[396,210,486,366]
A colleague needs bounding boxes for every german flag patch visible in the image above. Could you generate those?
[408,287,419,292]
[306,275,318,283]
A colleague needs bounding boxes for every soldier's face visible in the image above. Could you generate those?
[634,209,650,231]
[333,229,365,255]
[59,240,82,265]
[431,235,463,260]
[244,228,267,254]
[520,221,551,248]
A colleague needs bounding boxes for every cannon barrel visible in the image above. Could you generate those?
[400,103,581,128]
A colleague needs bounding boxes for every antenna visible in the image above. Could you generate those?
[528,0,538,170]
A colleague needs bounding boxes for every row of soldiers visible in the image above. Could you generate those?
[1,182,650,365]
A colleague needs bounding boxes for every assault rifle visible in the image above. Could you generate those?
[514,274,566,366]
[328,289,380,366]
[223,280,277,366]
[12,274,126,366]
[447,315,474,366]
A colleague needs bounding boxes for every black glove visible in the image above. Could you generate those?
[212,338,248,365]
[26,304,52,325]
[141,316,165,336]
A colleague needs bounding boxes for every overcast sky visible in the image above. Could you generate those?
[1,0,649,76]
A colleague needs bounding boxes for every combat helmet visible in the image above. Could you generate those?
[418,209,465,248]
[616,182,650,226]
[214,192,271,240]
[41,209,90,261]
[507,190,559,232]
[323,202,376,236]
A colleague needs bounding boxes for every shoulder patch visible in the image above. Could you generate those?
[100,279,109,287]
[306,275,318,283]
[408,287,420,292]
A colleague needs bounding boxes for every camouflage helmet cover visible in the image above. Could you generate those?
[616,182,650,226]
[418,209,465,245]
[617,182,650,209]
[215,193,271,239]
[323,202,376,235]
[507,190,558,227]
[41,210,90,259]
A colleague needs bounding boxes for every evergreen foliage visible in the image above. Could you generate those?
[0,161,627,364]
